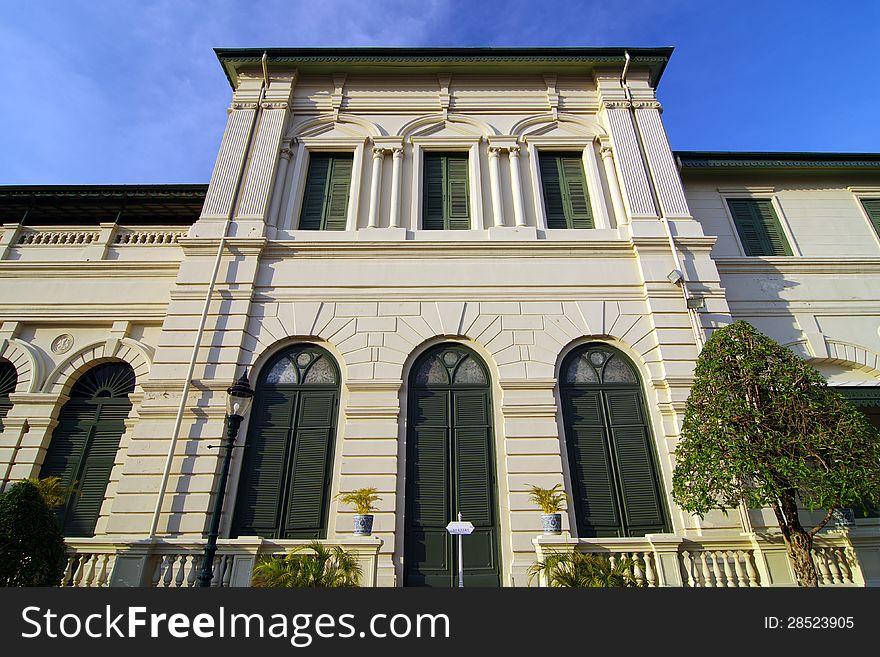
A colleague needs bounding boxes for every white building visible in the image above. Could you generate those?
[0,48,878,587]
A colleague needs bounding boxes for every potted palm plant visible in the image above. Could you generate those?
[526,483,567,534]
[338,487,381,536]
[252,541,362,587]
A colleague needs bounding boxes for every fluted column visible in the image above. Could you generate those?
[266,144,293,230]
[508,146,527,227]
[389,147,404,229]
[488,146,505,227]
[368,147,386,229]
[600,145,628,226]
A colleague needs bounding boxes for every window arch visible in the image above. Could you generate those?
[559,343,668,537]
[232,344,340,539]
[0,360,17,432]
[40,361,135,537]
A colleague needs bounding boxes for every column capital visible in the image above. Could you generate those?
[602,100,632,110]
[508,145,522,157]
[279,146,294,161]
[488,146,504,157]
[260,100,289,111]
[372,146,388,159]
[391,147,405,158]
[633,100,663,112]
[600,145,614,159]
[230,101,259,111]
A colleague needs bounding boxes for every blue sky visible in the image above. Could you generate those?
[2,0,878,184]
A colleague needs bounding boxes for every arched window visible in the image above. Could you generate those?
[232,345,340,539]
[404,344,500,587]
[559,344,668,537]
[0,360,17,432]
[40,362,135,537]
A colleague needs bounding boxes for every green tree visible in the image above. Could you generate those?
[0,480,67,586]
[672,321,880,587]
[251,541,362,588]
[528,551,643,588]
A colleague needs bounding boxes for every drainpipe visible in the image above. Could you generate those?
[148,56,269,538]
[620,52,704,351]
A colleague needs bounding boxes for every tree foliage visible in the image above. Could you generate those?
[251,541,362,588]
[672,320,880,585]
[0,480,67,586]
[528,551,644,588]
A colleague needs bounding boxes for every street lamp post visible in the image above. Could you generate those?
[197,371,254,588]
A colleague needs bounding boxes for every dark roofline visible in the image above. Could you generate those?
[0,184,208,198]
[214,46,673,89]
[675,151,880,170]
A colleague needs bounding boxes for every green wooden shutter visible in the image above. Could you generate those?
[540,153,593,229]
[562,389,621,536]
[0,362,16,433]
[445,155,471,230]
[324,157,353,231]
[604,390,667,536]
[862,199,880,238]
[41,399,129,537]
[423,154,445,231]
[231,389,295,537]
[298,153,352,230]
[299,155,331,230]
[423,153,470,230]
[282,390,336,537]
[727,199,792,256]
[407,389,451,586]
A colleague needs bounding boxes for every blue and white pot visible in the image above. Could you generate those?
[353,514,374,536]
[541,513,562,534]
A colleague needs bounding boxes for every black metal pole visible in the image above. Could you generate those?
[197,413,243,588]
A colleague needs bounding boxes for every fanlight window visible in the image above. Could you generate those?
[563,347,637,385]
[0,361,17,432]
[412,347,487,386]
[265,347,338,385]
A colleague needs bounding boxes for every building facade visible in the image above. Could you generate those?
[1,48,878,587]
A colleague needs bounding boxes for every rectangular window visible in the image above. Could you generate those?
[539,152,594,229]
[861,198,880,239]
[422,152,470,230]
[726,198,792,256]
[298,153,353,230]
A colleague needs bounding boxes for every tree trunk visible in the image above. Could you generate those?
[772,497,819,587]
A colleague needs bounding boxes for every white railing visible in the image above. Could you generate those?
[812,544,858,586]
[680,548,760,587]
[60,543,118,587]
[115,229,186,245]
[533,537,659,587]
[18,230,99,246]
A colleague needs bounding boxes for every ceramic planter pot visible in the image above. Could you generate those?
[541,513,562,534]
[353,514,374,536]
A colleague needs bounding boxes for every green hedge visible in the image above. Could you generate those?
[0,480,66,586]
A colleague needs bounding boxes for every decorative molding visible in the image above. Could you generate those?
[499,378,557,390]
[51,334,74,355]
[260,101,289,110]
[602,100,632,110]
[716,186,775,194]
[633,100,662,112]
[231,102,259,110]
[714,257,880,275]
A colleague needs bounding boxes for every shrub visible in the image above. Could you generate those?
[252,541,362,588]
[0,480,66,586]
[528,551,644,588]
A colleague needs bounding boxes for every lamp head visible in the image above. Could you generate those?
[226,369,254,419]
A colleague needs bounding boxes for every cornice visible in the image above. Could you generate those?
[261,240,635,259]
[0,261,180,277]
[178,237,268,257]
[714,257,880,275]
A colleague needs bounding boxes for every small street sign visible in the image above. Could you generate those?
[446,521,474,535]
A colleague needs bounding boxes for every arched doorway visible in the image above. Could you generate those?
[232,344,340,539]
[559,343,668,537]
[40,361,135,537]
[404,343,500,587]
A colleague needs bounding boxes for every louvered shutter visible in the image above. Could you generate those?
[41,399,129,537]
[406,389,451,586]
[728,199,792,256]
[423,153,470,230]
[323,156,352,231]
[445,155,471,230]
[862,199,880,238]
[562,388,621,536]
[232,389,295,537]
[422,154,445,230]
[539,154,567,229]
[298,155,331,230]
[282,390,336,537]
[560,155,593,228]
[604,390,666,536]
[540,153,593,229]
